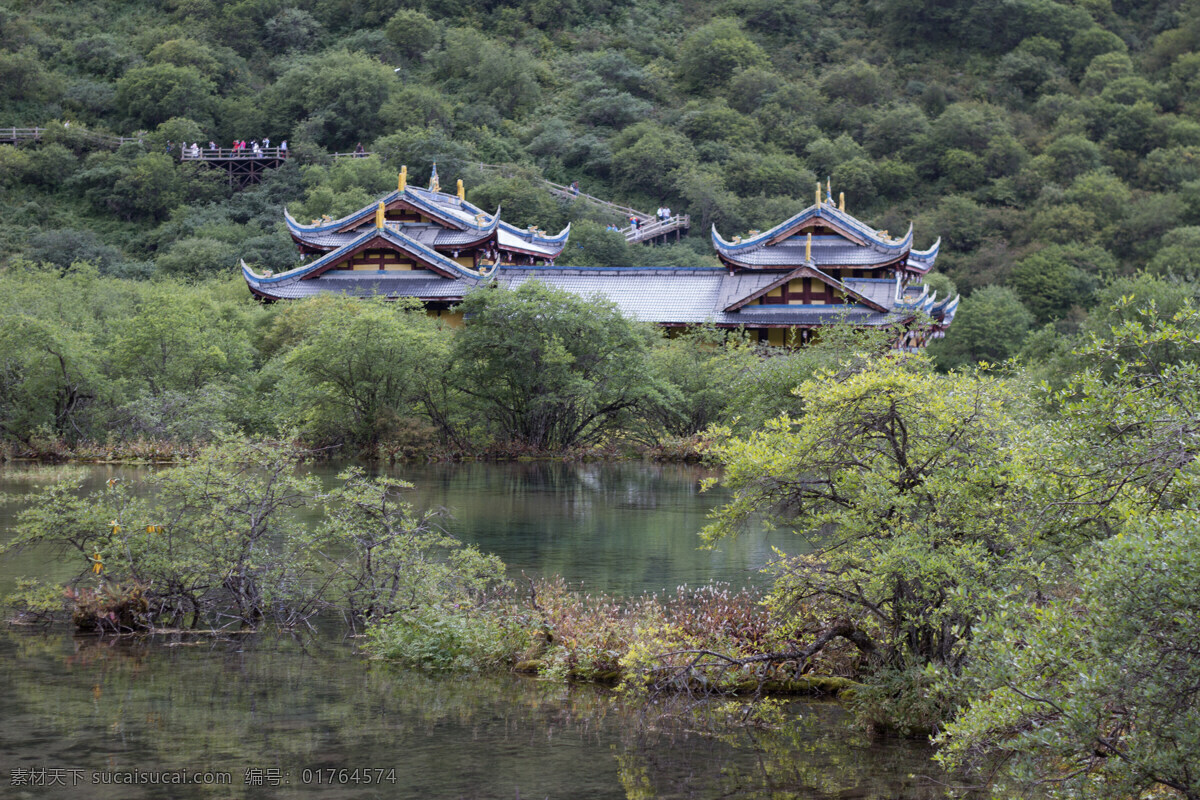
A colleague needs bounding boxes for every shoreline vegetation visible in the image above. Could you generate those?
[5,301,1200,796]
[0,432,714,465]
[0,262,902,467]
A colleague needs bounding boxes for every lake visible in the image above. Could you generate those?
[0,461,946,799]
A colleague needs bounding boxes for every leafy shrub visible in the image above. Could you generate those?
[369,604,528,672]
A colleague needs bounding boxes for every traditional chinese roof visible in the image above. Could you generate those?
[284,183,569,260]
[244,224,496,288]
[711,197,940,274]
[245,178,957,344]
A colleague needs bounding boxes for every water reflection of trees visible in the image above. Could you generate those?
[4,630,945,799]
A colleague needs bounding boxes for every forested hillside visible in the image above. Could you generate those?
[2,0,1200,451]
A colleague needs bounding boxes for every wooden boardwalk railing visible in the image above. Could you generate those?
[620,214,691,244]
[475,162,690,244]
[180,147,289,160]
[0,126,141,147]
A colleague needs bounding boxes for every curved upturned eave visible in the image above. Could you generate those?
[932,294,960,326]
[283,187,502,237]
[906,237,941,273]
[402,187,495,231]
[713,206,914,254]
[244,229,381,284]
[497,220,571,247]
[283,194,401,235]
[719,249,912,273]
[242,259,292,300]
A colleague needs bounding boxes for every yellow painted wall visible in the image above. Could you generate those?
[454,255,475,270]
[750,280,843,306]
[428,309,465,327]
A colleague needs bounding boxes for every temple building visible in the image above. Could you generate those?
[243,172,957,347]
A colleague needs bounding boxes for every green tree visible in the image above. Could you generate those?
[1010,244,1101,323]
[114,64,216,128]
[267,50,399,150]
[264,8,324,54]
[676,19,768,94]
[385,9,441,60]
[1040,134,1103,183]
[317,468,505,626]
[928,285,1035,369]
[24,229,120,273]
[451,281,660,450]
[277,297,454,450]
[705,354,1039,730]
[642,327,755,439]
[611,122,697,199]
[938,306,1200,798]
[938,514,1200,800]
[0,48,63,103]
[156,237,239,279]
[108,284,254,397]
[1147,226,1200,279]
[564,220,631,267]
[0,315,99,444]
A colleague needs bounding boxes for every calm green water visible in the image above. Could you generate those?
[0,462,946,799]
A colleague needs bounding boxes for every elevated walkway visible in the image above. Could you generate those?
[0,126,141,148]
[476,163,690,245]
[180,147,289,188]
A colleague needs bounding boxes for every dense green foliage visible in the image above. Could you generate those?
[0,263,884,456]
[706,299,1200,796]
[3,434,505,630]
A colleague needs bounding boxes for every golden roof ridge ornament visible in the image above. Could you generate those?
[399,166,407,192]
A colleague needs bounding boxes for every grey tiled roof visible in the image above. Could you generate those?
[733,304,905,326]
[843,278,896,308]
[433,228,486,246]
[495,269,910,326]
[497,269,742,323]
[725,242,908,268]
[250,271,480,300]
[246,266,943,329]
[291,229,359,249]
